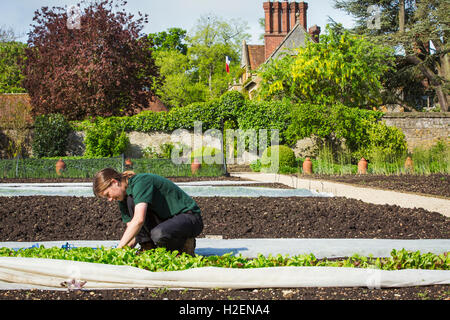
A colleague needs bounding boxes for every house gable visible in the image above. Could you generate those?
[265,23,309,62]
[241,41,265,71]
[231,1,321,98]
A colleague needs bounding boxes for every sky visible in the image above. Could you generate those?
[1,0,357,44]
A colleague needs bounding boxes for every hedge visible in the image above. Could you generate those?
[70,91,407,161]
[74,92,292,148]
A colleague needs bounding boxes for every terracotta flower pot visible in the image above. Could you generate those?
[55,158,66,176]
[191,158,201,175]
[124,158,133,170]
[302,157,312,174]
[358,157,368,174]
[404,156,414,173]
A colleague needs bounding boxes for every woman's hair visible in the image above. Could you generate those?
[93,168,136,198]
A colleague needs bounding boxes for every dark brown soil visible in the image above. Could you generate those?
[0,175,449,301]
[0,285,448,300]
[0,176,290,189]
[0,196,448,241]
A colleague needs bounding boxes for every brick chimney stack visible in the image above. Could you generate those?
[272,2,281,33]
[281,1,289,34]
[298,2,308,30]
[289,2,298,30]
[263,1,309,60]
[263,2,272,34]
[308,25,321,42]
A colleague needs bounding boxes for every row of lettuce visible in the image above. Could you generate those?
[1,246,448,272]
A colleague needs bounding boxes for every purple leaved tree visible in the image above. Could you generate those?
[22,0,159,120]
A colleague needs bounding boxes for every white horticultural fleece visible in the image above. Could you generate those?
[0,238,449,290]
[0,257,449,290]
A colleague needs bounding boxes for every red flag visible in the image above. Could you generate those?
[225,56,231,73]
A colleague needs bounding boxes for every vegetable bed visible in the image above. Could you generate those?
[0,175,449,300]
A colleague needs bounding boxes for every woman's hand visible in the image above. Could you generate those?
[117,203,148,248]
[125,237,137,248]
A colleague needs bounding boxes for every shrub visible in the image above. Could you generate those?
[219,90,245,120]
[286,103,382,148]
[286,102,409,163]
[354,120,408,162]
[168,100,222,131]
[260,145,296,173]
[250,159,262,172]
[190,146,223,165]
[32,113,71,158]
[73,93,291,145]
[83,117,130,157]
[125,110,167,132]
[142,142,182,159]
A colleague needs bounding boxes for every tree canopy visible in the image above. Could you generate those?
[257,25,395,109]
[153,49,207,107]
[188,14,250,96]
[333,0,449,111]
[152,14,250,108]
[148,27,187,54]
[0,41,27,93]
[22,0,159,120]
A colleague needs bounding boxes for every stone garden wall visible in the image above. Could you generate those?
[381,112,450,151]
[1,112,449,161]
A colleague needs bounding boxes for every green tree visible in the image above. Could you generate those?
[333,0,449,111]
[148,27,188,54]
[0,41,27,93]
[152,15,250,106]
[83,117,129,157]
[255,54,295,101]
[257,25,395,109]
[286,102,406,161]
[187,14,251,99]
[153,49,207,107]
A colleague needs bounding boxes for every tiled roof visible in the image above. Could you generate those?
[247,45,265,71]
[0,93,167,125]
[127,95,168,115]
[144,95,168,112]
